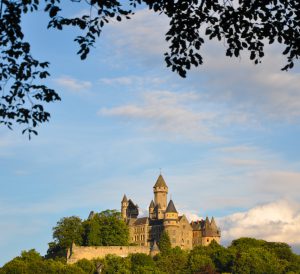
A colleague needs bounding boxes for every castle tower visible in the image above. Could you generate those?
[163,200,179,247]
[121,194,128,220]
[149,200,155,219]
[153,174,168,212]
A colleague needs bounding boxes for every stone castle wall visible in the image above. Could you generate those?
[67,244,150,264]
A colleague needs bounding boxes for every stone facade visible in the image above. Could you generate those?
[123,175,221,250]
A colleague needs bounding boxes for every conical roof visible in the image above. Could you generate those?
[122,194,128,203]
[166,199,178,213]
[154,174,167,188]
[210,217,218,230]
[149,200,155,208]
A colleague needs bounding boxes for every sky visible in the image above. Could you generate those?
[1,2,300,266]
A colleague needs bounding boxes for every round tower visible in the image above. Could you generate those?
[121,194,128,220]
[153,174,168,211]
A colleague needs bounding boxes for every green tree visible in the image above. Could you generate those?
[46,216,83,259]
[1,1,300,135]
[155,247,188,274]
[157,231,171,254]
[205,241,234,273]
[75,259,96,274]
[231,247,285,274]
[83,210,129,246]
[102,254,131,274]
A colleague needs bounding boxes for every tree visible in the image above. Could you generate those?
[1,0,300,135]
[82,210,129,246]
[154,247,189,273]
[231,247,285,274]
[46,216,84,259]
[157,231,171,254]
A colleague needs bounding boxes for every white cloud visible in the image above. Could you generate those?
[54,76,92,92]
[99,90,220,142]
[100,76,133,85]
[99,76,166,87]
[219,200,300,245]
[105,8,300,123]
[106,9,168,58]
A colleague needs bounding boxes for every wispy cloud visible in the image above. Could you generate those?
[54,76,92,92]
[99,90,220,142]
[99,75,166,87]
[105,8,300,123]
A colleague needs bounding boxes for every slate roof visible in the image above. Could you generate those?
[154,174,167,188]
[134,217,148,225]
[166,199,178,213]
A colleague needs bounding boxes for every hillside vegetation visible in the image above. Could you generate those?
[1,210,300,273]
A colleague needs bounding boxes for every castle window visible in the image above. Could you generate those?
[173,230,176,235]
[207,239,209,242]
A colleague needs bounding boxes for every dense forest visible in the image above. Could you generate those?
[1,210,300,274]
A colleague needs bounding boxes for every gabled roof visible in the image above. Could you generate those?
[154,174,167,188]
[122,194,128,203]
[166,199,178,213]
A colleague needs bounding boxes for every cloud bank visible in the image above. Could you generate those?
[219,200,300,246]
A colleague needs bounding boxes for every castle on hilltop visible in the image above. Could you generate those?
[122,174,221,249]
[67,174,221,264]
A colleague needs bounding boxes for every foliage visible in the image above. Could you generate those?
[53,216,84,248]
[101,254,131,274]
[0,1,61,137]
[46,210,129,258]
[82,210,129,246]
[1,0,300,135]
[0,249,85,274]
[157,231,171,254]
[75,259,95,274]
[2,237,300,273]
[154,247,188,273]
[231,247,285,274]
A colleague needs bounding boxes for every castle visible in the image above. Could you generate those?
[67,174,221,263]
[122,174,221,249]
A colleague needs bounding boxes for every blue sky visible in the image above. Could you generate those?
[1,3,300,265]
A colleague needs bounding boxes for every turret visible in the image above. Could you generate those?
[164,199,178,221]
[149,200,155,219]
[163,199,179,247]
[153,174,168,212]
[121,194,128,220]
[201,216,221,246]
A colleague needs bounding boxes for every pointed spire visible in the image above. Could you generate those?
[154,174,167,188]
[205,216,210,228]
[149,200,155,208]
[166,199,178,213]
[122,194,128,203]
[210,217,218,230]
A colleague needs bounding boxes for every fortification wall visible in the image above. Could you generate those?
[67,244,150,264]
